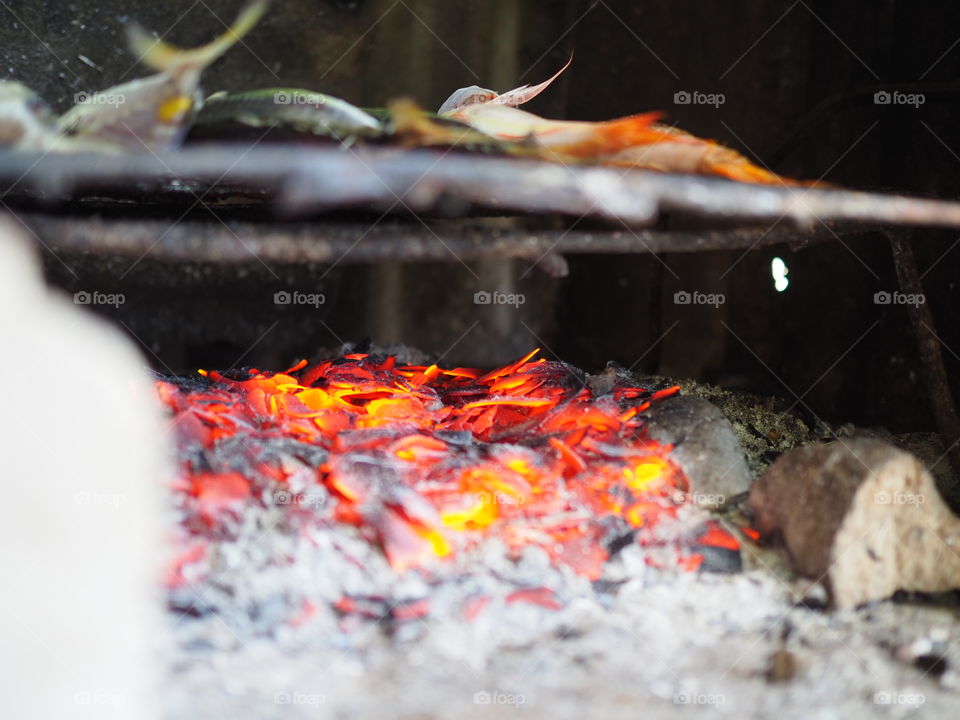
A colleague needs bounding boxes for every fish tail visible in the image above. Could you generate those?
[696,144,801,186]
[127,0,269,73]
[552,112,665,159]
[592,112,668,153]
[706,161,796,185]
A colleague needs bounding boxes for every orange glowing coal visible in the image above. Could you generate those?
[157,349,736,579]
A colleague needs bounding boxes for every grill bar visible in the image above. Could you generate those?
[22,213,890,277]
[5,147,960,229]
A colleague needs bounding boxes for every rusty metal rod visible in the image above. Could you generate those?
[888,232,960,478]
[7,147,960,228]
[18,212,885,278]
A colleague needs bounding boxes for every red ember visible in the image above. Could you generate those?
[157,349,738,584]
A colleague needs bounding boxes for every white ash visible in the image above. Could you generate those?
[167,492,960,719]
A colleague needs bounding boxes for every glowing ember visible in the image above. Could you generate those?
[157,349,737,585]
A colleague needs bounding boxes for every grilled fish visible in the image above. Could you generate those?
[57,0,269,152]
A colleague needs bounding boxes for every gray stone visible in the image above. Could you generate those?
[750,438,960,609]
[644,395,752,508]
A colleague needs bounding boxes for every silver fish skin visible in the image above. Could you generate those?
[57,0,268,152]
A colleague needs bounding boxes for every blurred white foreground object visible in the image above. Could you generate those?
[0,218,166,719]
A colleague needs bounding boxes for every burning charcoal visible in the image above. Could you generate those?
[154,344,747,663]
[257,438,330,468]
[749,438,960,608]
[434,429,475,446]
[190,472,251,524]
[160,347,737,579]
[644,396,752,508]
[695,543,743,574]
[605,528,639,557]
[506,586,564,610]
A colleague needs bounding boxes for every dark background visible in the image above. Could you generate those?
[3,0,960,432]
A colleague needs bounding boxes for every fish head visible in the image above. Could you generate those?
[57,74,201,152]
[0,81,59,149]
[0,81,56,122]
[438,86,499,115]
[53,1,268,152]
[438,55,572,117]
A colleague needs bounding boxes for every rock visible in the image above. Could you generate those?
[749,438,960,609]
[894,629,950,677]
[644,396,752,508]
[766,648,798,683]
[0,220,165,719]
